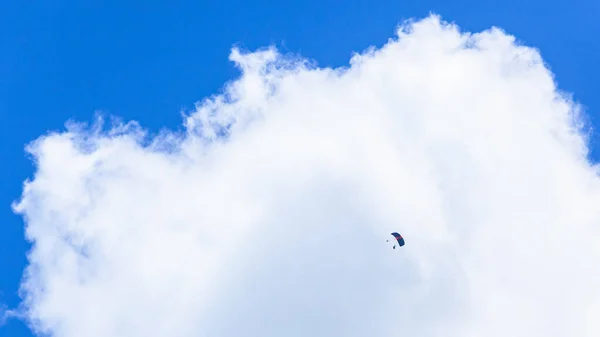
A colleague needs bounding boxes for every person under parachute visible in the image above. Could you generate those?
[386,232,405,249]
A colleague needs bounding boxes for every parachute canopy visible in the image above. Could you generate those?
[390,232,405,247]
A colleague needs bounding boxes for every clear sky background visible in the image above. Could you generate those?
[1,1,599,336]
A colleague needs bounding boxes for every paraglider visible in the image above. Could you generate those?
[386,232,405,249]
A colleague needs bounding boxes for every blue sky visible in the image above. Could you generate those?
[1,1,599,336]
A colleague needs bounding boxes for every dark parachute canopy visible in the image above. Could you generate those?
[387,232,405,249]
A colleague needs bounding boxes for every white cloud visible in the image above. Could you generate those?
[11,14,600,337]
